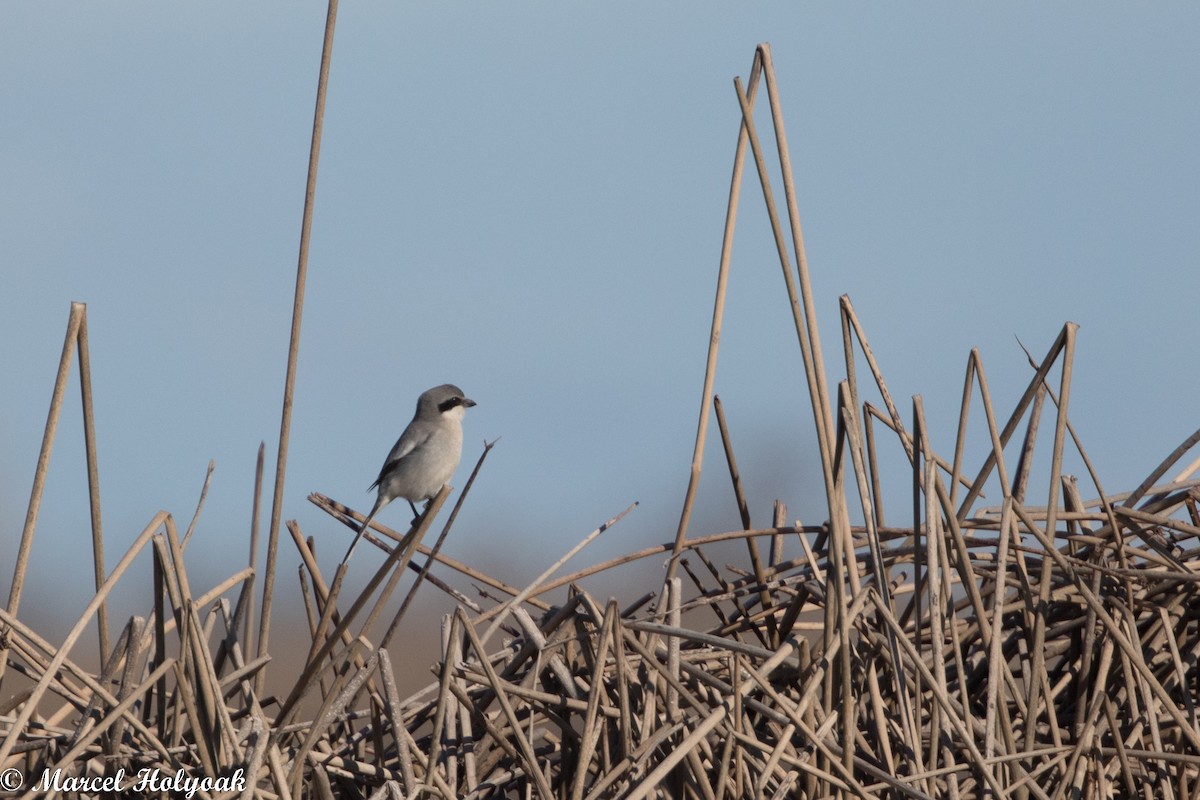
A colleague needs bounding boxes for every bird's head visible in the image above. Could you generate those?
[418,383,476,421]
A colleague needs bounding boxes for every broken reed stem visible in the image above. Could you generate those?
[74,304,110,666]
[733,72,833,505]
[257,0,339,696]
[715,393,777,646]
[670,47,769,582]
[714,395,753,530]
[234,442,265,656]
[957,325,1068,520]
[476,502,636,641]
[1,302,85,688]
[1124,427,1200,510]
[759,44,837,491]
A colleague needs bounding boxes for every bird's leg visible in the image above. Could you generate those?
[408,500,421,526]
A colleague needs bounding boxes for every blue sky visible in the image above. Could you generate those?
[3,5,1198,681]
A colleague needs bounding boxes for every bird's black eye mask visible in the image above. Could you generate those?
[438,397,465,413]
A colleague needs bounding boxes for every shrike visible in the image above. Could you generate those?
[342,383,476,562]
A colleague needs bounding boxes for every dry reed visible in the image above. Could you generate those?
[3,39,1199,800]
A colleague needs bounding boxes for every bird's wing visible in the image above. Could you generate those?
[367,423,433,491]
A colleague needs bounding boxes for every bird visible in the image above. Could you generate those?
[342,383,476,563]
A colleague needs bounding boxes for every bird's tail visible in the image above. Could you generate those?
[342,493,387,564]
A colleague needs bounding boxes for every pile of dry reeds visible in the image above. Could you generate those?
[4,39,1200,800]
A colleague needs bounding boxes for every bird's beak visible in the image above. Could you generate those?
[463,398,477,408]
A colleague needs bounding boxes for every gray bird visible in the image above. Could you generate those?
[343,383,476,562]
